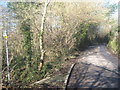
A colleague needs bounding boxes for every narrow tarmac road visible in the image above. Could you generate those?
[68,45,119,88]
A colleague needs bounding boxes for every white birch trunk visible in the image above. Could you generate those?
[38,0,50,71]
[5,30,10,81]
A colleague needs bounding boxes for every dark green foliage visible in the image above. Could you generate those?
[20,19,32,68]
[6,18,34,87]
[40,62,53,77]
[107,24,118,55]
[95,34,110,44]
[74,23,97,50]
[9,56,41,87]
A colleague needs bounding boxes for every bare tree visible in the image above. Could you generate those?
[1,7,11,81]
[38,0,50,71]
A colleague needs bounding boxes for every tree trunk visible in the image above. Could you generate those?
[0,19,2,89]
[5,30,10,81]
[38,0,50,71]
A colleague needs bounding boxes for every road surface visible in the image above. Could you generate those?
[68,45,119,88]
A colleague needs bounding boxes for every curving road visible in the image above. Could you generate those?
[68,45,119,88]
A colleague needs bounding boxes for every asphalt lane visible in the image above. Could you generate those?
[68,45,119,88]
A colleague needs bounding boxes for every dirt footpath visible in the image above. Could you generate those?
[68,45,119,88]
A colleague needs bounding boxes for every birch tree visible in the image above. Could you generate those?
[38,0,50,71]
[1,6,13,83]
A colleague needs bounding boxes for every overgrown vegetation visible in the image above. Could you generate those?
[1,1,118,88]
[107,21,119,55]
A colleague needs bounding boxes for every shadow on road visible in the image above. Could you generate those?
[68,62,119,89]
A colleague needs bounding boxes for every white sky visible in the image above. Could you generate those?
[0,0,119,2]
[0,0,119,20]
[110,0,119,20]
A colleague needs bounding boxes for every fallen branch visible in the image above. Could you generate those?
[64,63,76,90]
[30,77,50,86]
